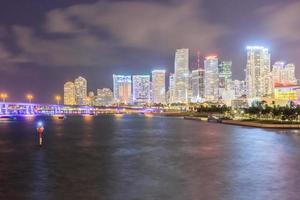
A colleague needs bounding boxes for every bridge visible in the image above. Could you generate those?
[0,102,154,115]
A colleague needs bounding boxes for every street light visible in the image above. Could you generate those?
[26,94,34,103]
[0,93,8,102]
[55,95,61,105]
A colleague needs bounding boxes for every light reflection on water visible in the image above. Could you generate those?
[0,115,300,199]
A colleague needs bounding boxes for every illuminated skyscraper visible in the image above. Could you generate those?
[233,80,247,98]
[204,56,219,101]
[174,48,189,103]
[113,75,132,104]
[95,88,113,106]
[74,76,87,105]
[132,75,151,104]
[191,69,205,102]
[218,61,233,100]
[168,73,176,103]
[246,46,271,98]
[272,62,297,86]
[152,70,166,104]
[64,81,76,105]
[272,61,285,86]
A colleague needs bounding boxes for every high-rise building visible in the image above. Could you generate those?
[204,56,219,101]
[74,76,87,105]
[218,61,232,89]
[233,80,247,98]
[95,88,113,106]
[64,81,76,105]
[132,75,151,104]
[168,73,176,103]
[174,48,189,103]
[113,75,132,104]
[191,69,205,102]
[246,46,271,98]
[285,64,297,85]
[152,70,166,104]
[272,62,297,86]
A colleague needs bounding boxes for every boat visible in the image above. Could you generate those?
[0,115,17,121]
[144,113,154,118]
[53,114,66,120]
[207,116,222,123]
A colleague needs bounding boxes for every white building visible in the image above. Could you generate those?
[191,69,205,102]
[174,48,189,103]
[132,75,151,104]
[74,76,87,105]
[204,56,219,101]
[272,61,297,86]
[152,70,166,104]
[168,73,176,103]
[233,80,247,98]
[245,46,271,98]
[113,75,132,104]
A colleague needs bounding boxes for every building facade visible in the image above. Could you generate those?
[174,48,189,103]
[132,75,151,104]
[204,56,219,101]
[74,76,87,105]
[64,81,76,105]
[191,69,205,102]
[246,46,271,98]
[94,88,113,106]
[113,75,132,104]
[152,70,166,104]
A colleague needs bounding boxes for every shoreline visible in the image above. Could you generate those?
[183,116,300,129]
[222,120,300,129]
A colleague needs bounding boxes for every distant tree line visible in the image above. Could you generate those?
[244,101,300,121]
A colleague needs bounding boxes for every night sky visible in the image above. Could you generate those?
[0,0,299,103]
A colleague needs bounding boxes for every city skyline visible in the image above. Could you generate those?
[0,0,299,102]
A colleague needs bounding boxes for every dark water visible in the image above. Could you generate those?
[1,115,300,200]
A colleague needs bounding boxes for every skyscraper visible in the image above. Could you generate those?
[168,73,176,103]
[74,76,87,105]
[204,56,219,101]
[64,81,76,105]
[95,88,113,106]
[174,48,189,103]
[218,61,233,100]
[132,75,151,104]
[233,80,247,98]
[113,75,132,104]
[273,62,298,87]
[246,46,271,98]
[191,69,205,102]
[152,70,166,104]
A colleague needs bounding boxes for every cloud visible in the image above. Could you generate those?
[10,0,229,68]
[261,1,300,43]
[259,1,300,71]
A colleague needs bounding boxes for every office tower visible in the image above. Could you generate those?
[233,80,247,98]
[272,61,285,86]
[218,61,232,90]
[204,56,219,101]
[113,75,132,104]
[64,81,76,105]
[74,76,87,105]
[169,73,176,103]
[152,70,166,104]
[174,48,189,103]
[95,88,113,106]
[285,64,297,85]
[191,69,205,102]
[132,75,151,104]
[245,46,271,98]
